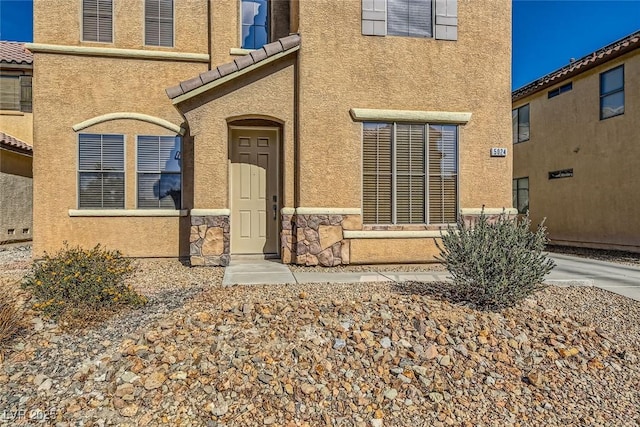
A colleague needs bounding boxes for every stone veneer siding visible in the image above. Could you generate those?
[190,215,230,266]
[282,213,360,266]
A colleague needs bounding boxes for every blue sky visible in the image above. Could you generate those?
[0,0,638,89]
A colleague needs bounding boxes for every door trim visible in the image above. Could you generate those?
[228,126,281,256]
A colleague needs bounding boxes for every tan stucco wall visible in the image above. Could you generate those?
[513,51,640,251]
[350,238,441,264]
[0,112,33,143]
[32,53,206,257]
[179,57,296,210]
[34,0,208,54]
[0,150,33,243]
[0,148,32,177]
[295,0,513,210]
[0,171,33,243]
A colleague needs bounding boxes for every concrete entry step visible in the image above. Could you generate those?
[222,258,296,286]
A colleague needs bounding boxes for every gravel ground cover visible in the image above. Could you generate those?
[1,247,639,426]
[547,245,640,267]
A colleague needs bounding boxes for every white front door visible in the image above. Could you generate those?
[230,129,279,254]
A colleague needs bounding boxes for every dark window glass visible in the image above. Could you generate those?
[512,104,530,143]
[241,0,269,49]
[512,177,529,214]
[600,65,624,120]
[137,136,182,209]
[78,134,125,209]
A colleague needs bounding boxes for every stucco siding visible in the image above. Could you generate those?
[0,112,33,143]
[34,0,208,54]
[0,173,32,243]
[295,0,513,210]
[513,51,640,250]
[32,53,206,257]
[179,57,296,210]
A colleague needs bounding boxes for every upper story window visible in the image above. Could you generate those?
[548,82,572,99]
[0,74,31,112]
[362,0,458,41]
[82,0,113,43]
[512,104,530,144]
[600,65,624,120]
[137,136,182,209]
[78,134,124,209]
[363,122,458,225]
[241,0,269,49]
[145,0,174,47]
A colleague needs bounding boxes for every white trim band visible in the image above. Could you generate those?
[25,43,210,63]
[344,230,449,239]
[230,48,256,56]
[72,113,185,135]
[281,207,296,215]
[460,208,518,215]
[190,209,230,216]
[69,209,187,217]
[295,207,361,215]
[350,108,472,124]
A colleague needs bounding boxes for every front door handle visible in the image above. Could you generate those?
[273,204,277,220]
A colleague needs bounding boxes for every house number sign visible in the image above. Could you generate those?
[490,148,507,157]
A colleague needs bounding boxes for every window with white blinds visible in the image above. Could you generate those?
[78,134,125,209]
[362,0,457,40]
[137,136,181,209]
[387,0,433,38]
[82,0,113,43]
[145,0,174,47]
[363,122,458,224]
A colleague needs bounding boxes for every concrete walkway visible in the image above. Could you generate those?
[222,254,640,302]
[546,253,640,301]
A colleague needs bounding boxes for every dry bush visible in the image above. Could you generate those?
[0,292,25,351]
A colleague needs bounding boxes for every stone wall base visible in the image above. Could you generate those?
[190,215,230,266]
[282,213,361,267]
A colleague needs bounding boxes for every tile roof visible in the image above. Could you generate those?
[513,30,640,103]
[166,34,301,100]
[0,132,33,154]
[0,41,33,65]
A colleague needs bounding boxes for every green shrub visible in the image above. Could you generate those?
[22,244,146,322]
[437,210,555,310]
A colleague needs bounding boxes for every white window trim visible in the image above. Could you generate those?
[135,134,183,210]
[360,122,460,226]
[77,133,126,210]
[69,209,187,217]
[143,0,176,48]
[80,0,115,44]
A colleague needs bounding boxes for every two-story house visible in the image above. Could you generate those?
[513,30,639,252]
[0,41,33,244]
[28,0,513,266]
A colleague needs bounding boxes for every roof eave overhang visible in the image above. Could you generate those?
[512,38,639,103]
[171,45,299,106]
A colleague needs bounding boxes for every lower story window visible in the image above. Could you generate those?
[78,133,125,209]
[363,122,458,224]
[137,135,182,209]
[513,177,529,214]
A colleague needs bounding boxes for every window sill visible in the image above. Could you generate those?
[344,230,449,239]
[68,209,187,217]
[0,110,25,116]
[230,47,256,56]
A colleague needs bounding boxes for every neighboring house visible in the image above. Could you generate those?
[0,132,33,244]
[28,0,513,266]
[0,42,33,244]
[513,30,640,252]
